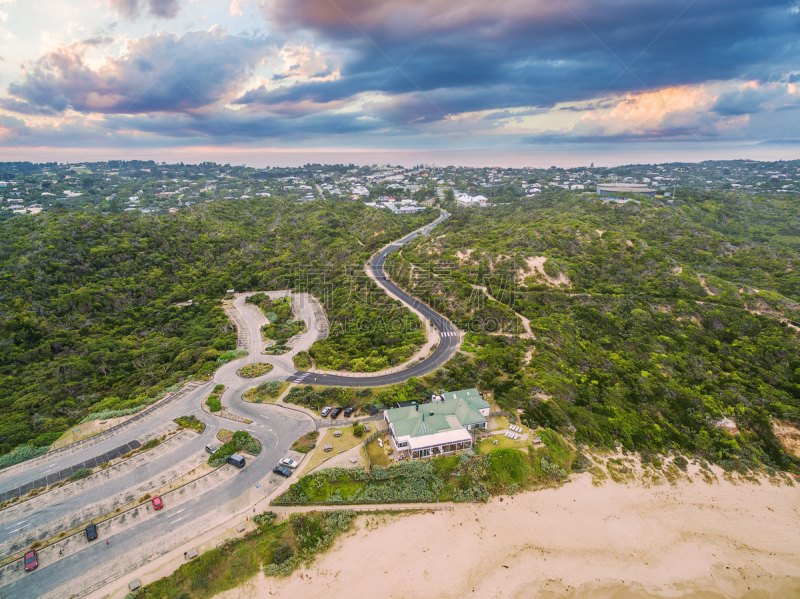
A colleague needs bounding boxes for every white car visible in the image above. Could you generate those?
[320,406,332,417]
[279,457,300,469]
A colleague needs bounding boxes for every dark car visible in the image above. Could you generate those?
[85,523,98,541]
[273,465,292,477]
[23,549,38,572]
[227,454,246,468]
[152,495,163,510]
[330,407,343,419]
[343,407,354,418]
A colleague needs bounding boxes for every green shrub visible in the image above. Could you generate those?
[141,438,160,451]
[0,445,48,469]
[353,424,364,437]
[253,511,277,526]
[255,380,282,398]
[69,468,93,481]
[206,397,222,412]
[673,456,688,471]
[485,448,531,489]
[214,384,225,392]
[273,545,293,564]
[216,350,247,365]
[292,351,312,370]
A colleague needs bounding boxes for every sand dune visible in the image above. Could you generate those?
[218,472,800,599]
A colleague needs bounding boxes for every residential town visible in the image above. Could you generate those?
[1,158,799,220]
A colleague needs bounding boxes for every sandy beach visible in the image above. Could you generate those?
[216,469,800,599]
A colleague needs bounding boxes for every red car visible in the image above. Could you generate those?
[151,496,163,510]
[24,549,38,572]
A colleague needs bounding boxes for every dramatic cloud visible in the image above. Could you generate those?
[2,0,800,152]
[256,0,800,119]
[3,28,272,115]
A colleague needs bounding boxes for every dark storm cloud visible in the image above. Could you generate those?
[253,0,799,118]
[2,30,273,116]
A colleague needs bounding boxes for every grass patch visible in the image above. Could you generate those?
[489,415,511,430]
[474,433,530,454]
[136,510,356,599]
[243,380,289,404]
[174,415,206,433]
[208,431,261,466]
[291,431,319,454]
[297,427,366,477]
[366,435,391,467]
[217,429,234,443]
[237,363,275,378]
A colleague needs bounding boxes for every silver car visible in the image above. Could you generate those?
[320,406,332,417]
[279,457,300,469]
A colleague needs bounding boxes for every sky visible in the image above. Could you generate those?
[1,0,800,167]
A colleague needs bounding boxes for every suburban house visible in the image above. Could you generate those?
[384,388,490,459]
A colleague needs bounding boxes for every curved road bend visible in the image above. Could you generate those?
[0,209,458,599]
[287,209,461,387]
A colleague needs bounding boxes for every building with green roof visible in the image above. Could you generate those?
[384,388,490,459]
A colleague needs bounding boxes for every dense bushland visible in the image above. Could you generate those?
[0,200,434,456]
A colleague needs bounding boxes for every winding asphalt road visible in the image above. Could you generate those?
[287,209,461,387]
[0,209,458,599]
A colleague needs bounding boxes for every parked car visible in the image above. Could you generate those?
[151,495,163,510]
[205,444,217,454]
[279,457,300,469]
[23,549,38,572]
[272,465,292,477]
[227,454,246,468]
[343,407,354,418]
[85,523,98,541]
[320,406,332,417]
[330,407,343,418]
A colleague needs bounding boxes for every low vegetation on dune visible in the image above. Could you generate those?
[385,192,800,473]
[275,429,583,504]
[133,510,356,599]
